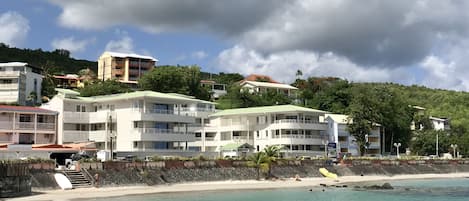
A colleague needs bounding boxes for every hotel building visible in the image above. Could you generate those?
[97,52,157,84]
[41,89,215,157]
[189,105,329,157]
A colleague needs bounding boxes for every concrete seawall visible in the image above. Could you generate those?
[73,160,469,187]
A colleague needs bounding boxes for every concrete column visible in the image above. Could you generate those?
[34,113,37,144]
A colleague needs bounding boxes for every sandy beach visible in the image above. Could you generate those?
[7,172,469,201]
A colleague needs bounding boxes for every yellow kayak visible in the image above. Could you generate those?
[319,168,338,179]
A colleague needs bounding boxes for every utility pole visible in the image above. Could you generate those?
[109,115,113,161]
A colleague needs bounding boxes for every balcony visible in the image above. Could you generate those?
[0,83,19,90]
[134,109,195,123]
[0,121,13,130]
[37,123,55,131]
[63,111,116,123]
[271,119,327,130]
[133,128,195,142]
[270,134,323,145]
[63,130,89,143]
[89,130,107,142]
[16,122,34,130]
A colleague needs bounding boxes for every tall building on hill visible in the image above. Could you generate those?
[97,51,157,84]
[0,62,42,105]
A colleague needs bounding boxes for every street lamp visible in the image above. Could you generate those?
[451,144,458,158]
[393,143,401,158]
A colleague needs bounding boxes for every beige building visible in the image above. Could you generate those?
[97,51,157,84]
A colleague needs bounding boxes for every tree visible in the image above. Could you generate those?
[214,73,244,86]
[41,61,60,102]
[138,65,211,100]
[247,152,270,180]
[80,79,132,97]
[347,86,381,156]
[263,145,281,178]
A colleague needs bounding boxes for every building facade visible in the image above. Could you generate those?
[189,105,329,158]
[97,51,157,84]
[41,89,215,156]
[325,114,381,156]
[239,80,298,98]
[0,62,42,105]
[0,105,57,145]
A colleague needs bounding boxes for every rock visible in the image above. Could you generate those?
[320,183,327,187]
[381,183,393,189]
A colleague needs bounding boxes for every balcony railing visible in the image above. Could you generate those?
[138,128,194,135]
[0,83,18,89]
[37,123,55,130]
[271,134,322,139]
[16,122,34,129]
[273,119,320,124]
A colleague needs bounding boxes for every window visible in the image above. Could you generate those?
[110,105,115,111]
[19,114,32,122]
[256,131,260,138]
[133,142,138,148]
[265,130,268,137]
[76,105,81,112]
[94,106,98,112]
[81,105,86,112]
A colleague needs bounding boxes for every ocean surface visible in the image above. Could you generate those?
[85,178,469,201]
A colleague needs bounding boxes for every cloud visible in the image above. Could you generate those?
[191,51,208,59]
[50,0,284,36]
[50,1,469,90]
[216,45,414,84]
[51,36,95,54]
[0,11,29,47]
[105,35,134,53]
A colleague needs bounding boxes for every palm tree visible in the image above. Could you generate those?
[247,152,270,180]
[263,145,281,178]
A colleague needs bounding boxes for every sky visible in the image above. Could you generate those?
[1,0,469,91]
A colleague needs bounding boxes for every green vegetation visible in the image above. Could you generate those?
[79,79,132,97]
[0,43,96,74]
[138,65,211,100]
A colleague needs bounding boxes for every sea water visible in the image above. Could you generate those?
[85,178,469,201]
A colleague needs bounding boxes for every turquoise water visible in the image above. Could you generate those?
[86,178,469,201]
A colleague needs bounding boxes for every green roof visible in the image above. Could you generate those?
[73,90,214,104]
[210,105,326,117]
[55,88,80,95]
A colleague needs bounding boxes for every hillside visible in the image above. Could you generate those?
[0,43,97,74]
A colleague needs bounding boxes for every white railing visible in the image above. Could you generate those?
[273,119,320,124]
[63,130,89,142]
[89,130,106,142]
[271,134,322,139]
[180,107,215,112]
[139,128,194,135]
[37,123,55,130]
[0,84,18,89]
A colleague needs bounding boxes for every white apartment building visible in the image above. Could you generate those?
[239,80,298,97]
[0,62,42,105]
[189,105,329,157]
[41,89,215,156]
[326,114,381,156]
[0,105,57,145]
